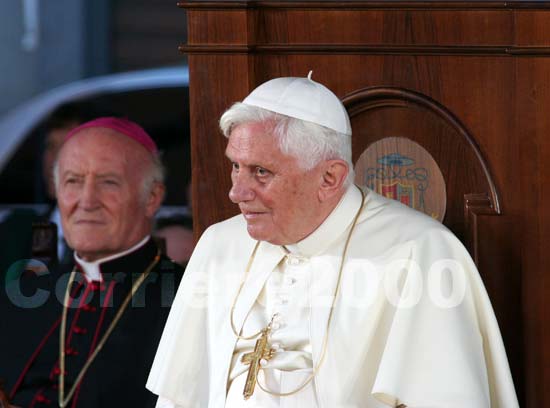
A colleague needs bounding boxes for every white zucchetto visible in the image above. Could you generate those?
[242,71,352,136]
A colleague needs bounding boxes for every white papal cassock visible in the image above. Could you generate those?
[147,185,519,408]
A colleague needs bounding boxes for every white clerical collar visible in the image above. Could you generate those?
[74,235,151,282]
[285,185,365,257]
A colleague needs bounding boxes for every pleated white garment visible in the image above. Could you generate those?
[147,186,519,408]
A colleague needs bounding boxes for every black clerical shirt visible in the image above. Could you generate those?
[8,237,184,408]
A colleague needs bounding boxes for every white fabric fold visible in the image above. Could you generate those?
[147,186,518,408]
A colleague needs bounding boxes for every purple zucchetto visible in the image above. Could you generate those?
[64,117,158,154]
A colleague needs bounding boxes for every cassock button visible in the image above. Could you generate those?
[81,304,97,312]
[284,276,296,285]
[277,296,289,305]
[36,394,51,404]
[52,367,64,376]
[90,282,105,291]
[73,326,88,335]
[287,257,300,266]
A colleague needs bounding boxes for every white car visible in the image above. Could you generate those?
[0,66,190,213]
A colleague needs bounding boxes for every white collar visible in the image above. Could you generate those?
[285,185,365,257]
[74,235,151,282]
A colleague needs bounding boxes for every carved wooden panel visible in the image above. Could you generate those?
[344,87,499,258]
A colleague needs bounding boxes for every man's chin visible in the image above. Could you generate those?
[70,238,111,261]
[246,225,286,245]
[73,247,111,262]
[246,225,269,242]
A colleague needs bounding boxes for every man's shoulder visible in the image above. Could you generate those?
[201,213,249,241]
[367,189,446,226]
[189,213,254,258]
[358,189,452,248]
[156,253,186,276]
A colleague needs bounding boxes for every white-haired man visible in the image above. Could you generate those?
[147,75,518,407]
[5,118,184,408]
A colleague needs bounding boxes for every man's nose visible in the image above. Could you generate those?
[229,174,255,203]
[80,180,100,210]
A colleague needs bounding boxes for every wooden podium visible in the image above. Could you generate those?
[178,1,550,406]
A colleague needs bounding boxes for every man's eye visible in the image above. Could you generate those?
[101,179,121,188]
[255,167,269,177]
[232,163,239,171]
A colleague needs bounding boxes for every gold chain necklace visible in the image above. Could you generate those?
[229,188,365,399]
[58,249,161,408]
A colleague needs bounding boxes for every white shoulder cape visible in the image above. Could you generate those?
[147,187,518,408]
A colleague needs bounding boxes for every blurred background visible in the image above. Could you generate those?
[0,0,190,208]
[0,0,193,267]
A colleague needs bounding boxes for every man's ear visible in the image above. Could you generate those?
[145,182,166,217]
[318,159,349,202]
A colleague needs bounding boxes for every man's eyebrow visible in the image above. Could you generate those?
[61,170,83,178]
[96,173,122,179]
[224,150,275,169]
[60,172,123,180]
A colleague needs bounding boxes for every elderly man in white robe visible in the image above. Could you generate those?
[146,74,519,408]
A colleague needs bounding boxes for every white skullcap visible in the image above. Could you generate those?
[242,71,352,136]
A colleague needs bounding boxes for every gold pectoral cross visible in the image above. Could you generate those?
[241,327,275,399]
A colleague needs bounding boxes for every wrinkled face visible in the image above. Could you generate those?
[226,122,325,245]
[43,125,77,199]
[56,129,160,261]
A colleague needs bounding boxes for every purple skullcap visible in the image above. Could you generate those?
[64,117,158,154]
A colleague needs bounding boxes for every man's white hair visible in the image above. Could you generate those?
[141,154,165,202]
[219,103,354,186]
[53,152,165,204]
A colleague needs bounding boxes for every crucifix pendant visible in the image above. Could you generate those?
[241,327,275,399]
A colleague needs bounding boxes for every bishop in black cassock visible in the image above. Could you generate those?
[9,237,183,408]
[2,116,186,408]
